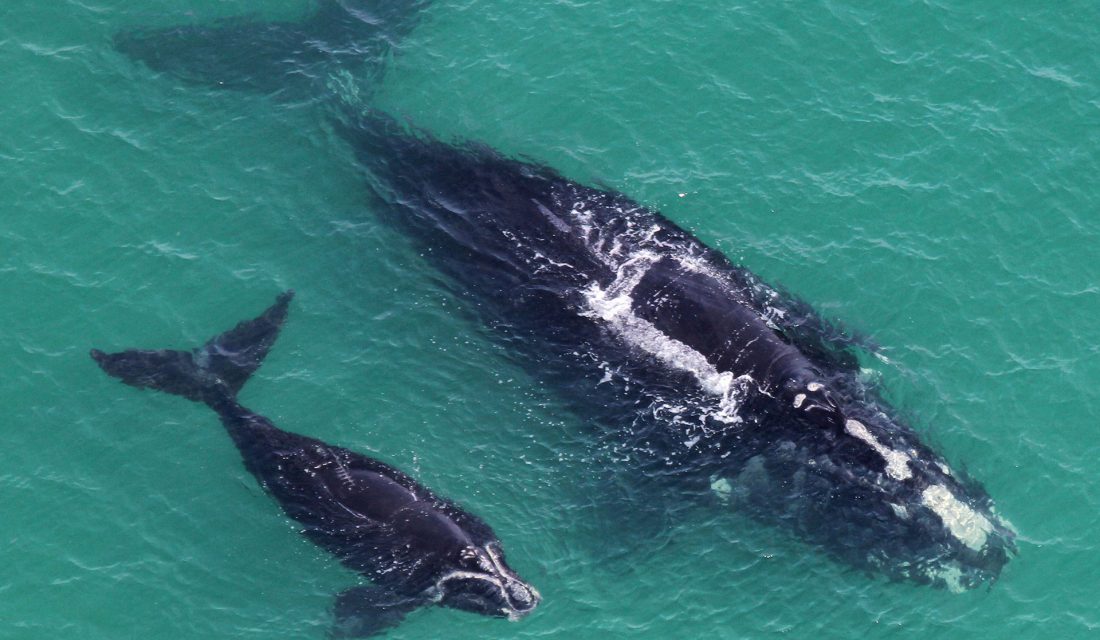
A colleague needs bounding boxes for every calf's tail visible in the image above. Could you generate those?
[91,291,293,405]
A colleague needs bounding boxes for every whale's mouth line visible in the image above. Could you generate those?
[434,567,539,618]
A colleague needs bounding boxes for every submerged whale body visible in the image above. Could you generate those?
[113,0,431,97]
[91,293,539,637]
[335,112,1016,590]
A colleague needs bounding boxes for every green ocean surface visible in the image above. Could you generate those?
[3,1,1099,638]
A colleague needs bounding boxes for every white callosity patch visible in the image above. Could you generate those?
[484,544,539,614]
[843,419,913,481]
[434,545,539,620]
[921,484,994,551]
[435,569,530,620]
[793,393,806,408]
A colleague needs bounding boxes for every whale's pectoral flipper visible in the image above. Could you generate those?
[331,586,425,638]
[113,0,433,96]
[91,291,293,402]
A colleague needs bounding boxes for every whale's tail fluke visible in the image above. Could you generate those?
[113,0,431,97]
[91,291,293,405]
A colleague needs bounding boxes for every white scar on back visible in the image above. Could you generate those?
[844,419,912,480]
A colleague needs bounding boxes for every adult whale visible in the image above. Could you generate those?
[334,111,1016,590]
[91,292,539,636]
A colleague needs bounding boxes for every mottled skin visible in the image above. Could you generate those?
[92,293,538,636]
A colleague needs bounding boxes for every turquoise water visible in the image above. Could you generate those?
[3,0,1100,637]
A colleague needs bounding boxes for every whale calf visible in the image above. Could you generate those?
[91,292,539,636]
[334,111,1016,590]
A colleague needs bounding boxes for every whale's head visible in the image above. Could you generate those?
[826,417,1017,591]
[714,392,1016,591]
[435,543,540,620]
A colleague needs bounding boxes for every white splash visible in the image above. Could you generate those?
[579,251,752,423]
[563,195,835,429]
[921,484,994,551]
[586,288,746,420]
[844,419,913,481]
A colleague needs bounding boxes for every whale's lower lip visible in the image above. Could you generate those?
[505,588,541,620]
